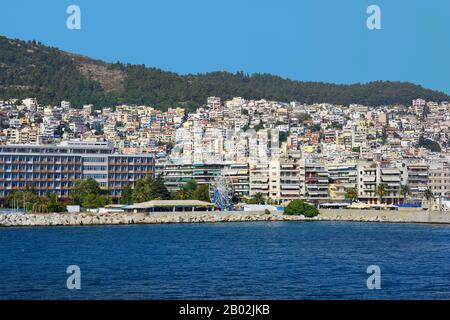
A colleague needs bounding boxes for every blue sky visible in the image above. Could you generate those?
[0,0,449,94]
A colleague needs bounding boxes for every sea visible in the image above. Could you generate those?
[0,221,449,299]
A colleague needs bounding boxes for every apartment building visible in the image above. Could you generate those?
[249,162,270,199]
[0,141,154,199]
[222,163,250,197]
[328,163,358,199]
[357,161,403,204]
[406,163,429,198]
[155,162,223,192]
[428,163,450,198]
[156,161,251,199]
[301,160,329,200]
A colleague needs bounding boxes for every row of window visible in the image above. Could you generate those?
[83,166,108,171]
[0,156,81,162]
[0,166,81,170]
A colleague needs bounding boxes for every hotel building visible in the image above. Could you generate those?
[0,141,154,199]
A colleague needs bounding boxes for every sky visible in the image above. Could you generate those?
[0,0,449,94]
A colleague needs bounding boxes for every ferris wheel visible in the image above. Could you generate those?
[211,175,233,211]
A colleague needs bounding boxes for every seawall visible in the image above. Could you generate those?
[0,209,449,227]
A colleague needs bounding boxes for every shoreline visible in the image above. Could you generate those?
[0,209,449,228]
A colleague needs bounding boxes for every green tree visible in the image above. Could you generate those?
[250,193,265,205]
[197,184,211,202]
[172,188,189,200]
[345,188,358,204]
[70,178,102,205]
[284,200,319,217]
[70,178,110,209]
[82,194,111,209]
[424,188,434,212]
[45,193,66,213]
[400,185,411,202]
[131,175,170,203]
[418,136,441,152]
[6,187,39,211]
[132,179,148,203]
[147,175,171,200]
[376,183,386,204]
[120,184,133,205]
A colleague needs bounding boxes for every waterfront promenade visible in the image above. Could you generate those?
[0,209,449,227]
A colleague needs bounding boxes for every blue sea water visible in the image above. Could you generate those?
[0,221,449,300]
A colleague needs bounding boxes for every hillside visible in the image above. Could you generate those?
[1,35,449,109]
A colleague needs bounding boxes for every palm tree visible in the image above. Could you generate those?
[400,185,411,204]
[177,188,190,200]
[424,188,434,212]
[252,193,265,205]
[345,188,358,204]
[376,183,386,205]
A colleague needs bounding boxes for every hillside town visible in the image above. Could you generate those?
[0,96,449,211]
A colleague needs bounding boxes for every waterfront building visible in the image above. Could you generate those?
[327,163,358,199]
[156,161,250,198]
[357,161,403,204]
[0,140,154,199]
[428,162,450,198]
[301,159,329,200]
[406,162,429,198]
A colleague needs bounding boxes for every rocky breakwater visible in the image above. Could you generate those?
[0,211,306,227]
[1,209,449,227]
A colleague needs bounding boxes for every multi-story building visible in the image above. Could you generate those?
[156,161,250,198]
[406,163,429,198]
[0,141,154,199]
[357,161,403,204]
[301,160,329,200]
[155,161,223,192]
[328,163,358,199]
[428,163,450,198]
[276,158,302,203]
[222,163,250,197]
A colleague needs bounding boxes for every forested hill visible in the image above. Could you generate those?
[1,35,449,109]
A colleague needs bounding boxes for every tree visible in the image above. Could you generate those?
[1,35,449,108]
[70,178,102,205]
[250,193,265,205]
[172,188,189,200]
[279,131,288,144]
[400,185,411,203]
[131,175,171,203]
[171,180,212,202]
[45,193,66,213]
[309,124,321,132]
[418,136,441,152]
[32,193,66,213]
[70,178,110,209]
[147,175,170,200]
[376,184,386,204]
[120,185,133,205]
[182,179,199,200]
[284,200,319,217]
[132,179,148,203]
[424,188,434,212]
[345,188,358,204]
[6,187,39,211]
[82,194,111,209]
[197,184,211,202]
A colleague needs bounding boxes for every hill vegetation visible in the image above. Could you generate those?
[1,35,449,110]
